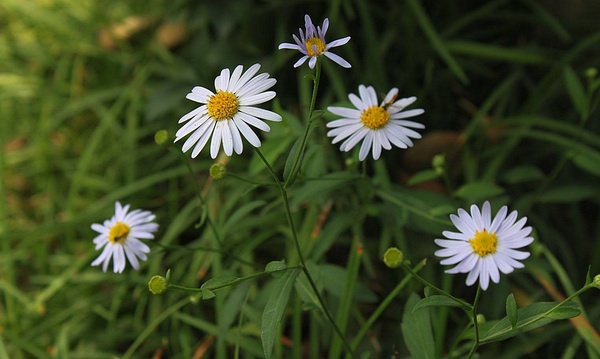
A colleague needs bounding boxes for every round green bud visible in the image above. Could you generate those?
[154,130,170,146]
[209,163,227,180]
[148,275,168,295]
[432,154,446,175]
[383,247,404,268]
[585,67,598,79]
[593,274,600,289]
[476,314,486,324]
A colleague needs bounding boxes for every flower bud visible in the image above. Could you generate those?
[148,275,168,295]
[154,129,170,146]
[432,154,446,175]
[593,274,600,289]
[383,247,404,268]
[209,163,227,180]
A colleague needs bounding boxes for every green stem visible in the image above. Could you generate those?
[479,283,595,344]
[254,147,355,358]
[168,265,303,293]
[226,172,276,186]
[284,60,322,189]
[172,148,222,244]
[465,286,482,359]
[347,259,427,356]
[400,262,472,310]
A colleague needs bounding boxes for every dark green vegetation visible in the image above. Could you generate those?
[1,0,599,358]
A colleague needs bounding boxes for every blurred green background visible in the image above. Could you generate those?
[1,0,599,358]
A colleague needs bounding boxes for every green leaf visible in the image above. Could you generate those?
[283,138,303,186]
[294,262,323,311]
[265,260,286,273]
[572,151,600,177]
[401,293,436,359]
[408,169,441,186]
[261,268,299,359]
[412,295,467,311]
[481,301,580,343]
[501,165,545,184]
[201,289,215,300]
[454,182,505,200]
[563,66,587,117]
[506,293,518,329]
[544,305,582,320]
[539,185,599,203]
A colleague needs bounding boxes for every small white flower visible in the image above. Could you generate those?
[175,64,282,159]
[278,14,351,69]
[435,201,534,290]
[326,85,425,161]
[91,202,158,273]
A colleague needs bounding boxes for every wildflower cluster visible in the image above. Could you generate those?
[85,11,596,359]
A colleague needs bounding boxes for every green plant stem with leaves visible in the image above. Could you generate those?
[254,147,355,357]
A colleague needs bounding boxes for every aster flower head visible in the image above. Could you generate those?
[175,64,282,159]
[326,85,425,161]
[435,201,534,290]
[91,202,159,273]
[278,14,351,69]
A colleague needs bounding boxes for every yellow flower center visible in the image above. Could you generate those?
[109,222,130,244]
[305,37,326,56]
[361,106,390,129]
[469,229,498,257]
[207,91,239,120]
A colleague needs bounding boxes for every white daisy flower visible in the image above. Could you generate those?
[278,14,351,69]
[434,201,534,290]
[326,85,425,161]
[175,63,282,159]
[91,202,159,273]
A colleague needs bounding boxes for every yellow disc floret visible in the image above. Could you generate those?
[469,229,498,257]
[305,37,326,56]
[109,222,130,244]
[361,106,390,129]
[207,91,239,120]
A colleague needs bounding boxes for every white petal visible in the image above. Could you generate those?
[340,127,369,152]
[323,52,351,68]
[220,121,234,156]
[326,36,351,48]
[279,43,301,50]
[233,64,261,92]
[113,245,126,273]
[293,56,309,68]
[233,116,261,147]
[240,106,282,122]
[239,91,276,106]
[359,131,374,161]
[227,65,244,92]
[327,107,361,119]
[216,68,230,90]
[191,125,214,158]
[389,109,424,119]
[228,119,243,154]
[382,88,399,106]
[237,112,271,132]
[210,121,224,158]
[308,56,317,69]
[348,93,365,110]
